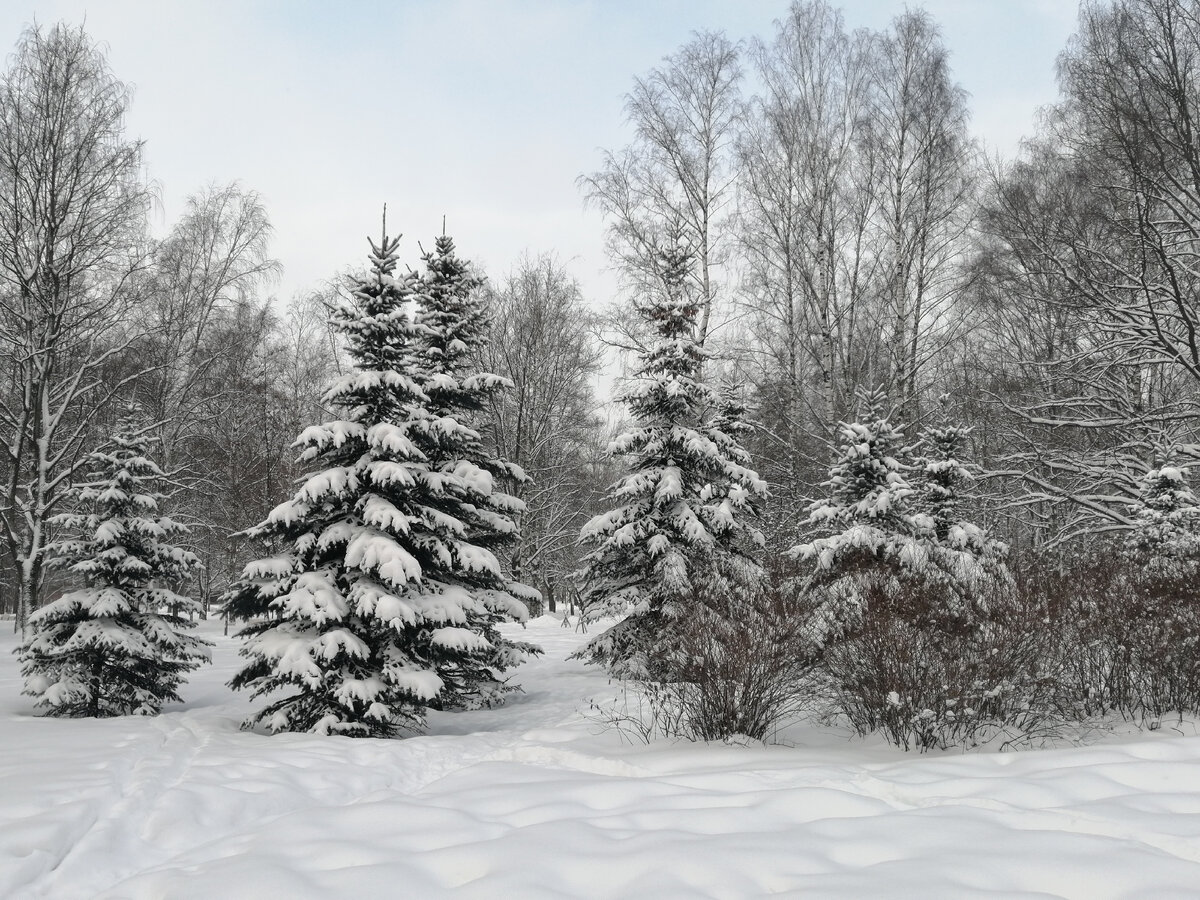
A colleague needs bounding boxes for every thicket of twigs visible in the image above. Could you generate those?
[598,548,1200,751]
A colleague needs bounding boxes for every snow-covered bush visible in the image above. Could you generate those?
[18,420,210,717]
[576,243,767,679]
[225,228,539,737]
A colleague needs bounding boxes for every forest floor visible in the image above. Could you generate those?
[3,616,1200,898]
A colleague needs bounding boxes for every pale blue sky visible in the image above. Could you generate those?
[1,1,1078,306]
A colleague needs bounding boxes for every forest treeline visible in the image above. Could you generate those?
[4,0,1200,748]
[584,0,1200,555]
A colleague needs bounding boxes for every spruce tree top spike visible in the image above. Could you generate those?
[935,392,953,418]
[110,413,146,450]
[854,386,893,424]
[366,205,401,266]
[634,241,702,350]
[365,233,402,270]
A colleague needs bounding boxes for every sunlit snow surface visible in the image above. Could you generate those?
[4,618,1200,898]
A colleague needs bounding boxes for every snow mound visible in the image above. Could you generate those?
[2,619,1200,898]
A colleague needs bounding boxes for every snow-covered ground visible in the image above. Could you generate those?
[3,617,1200,899]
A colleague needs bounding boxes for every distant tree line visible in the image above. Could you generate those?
[584,0,1200,556]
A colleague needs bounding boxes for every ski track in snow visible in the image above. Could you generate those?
[3,618,1200,898]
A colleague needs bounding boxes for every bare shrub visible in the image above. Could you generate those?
[1028,548,1200,724]
[592,568,820,744]
[670,576,821,741]
[820,573,1061,751]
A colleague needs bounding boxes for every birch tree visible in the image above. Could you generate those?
[0,24,151,630]
[581,31,741,348]
[140,182,279,469]
[868,10,974,420]
[736,1,881,514]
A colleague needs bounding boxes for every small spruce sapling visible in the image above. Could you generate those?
[792,391,1007,639]
[789,389,930,640]
[1124,465,1200,587]
[790,390,919,566]
[794,396,1023,749]
[910,403,1007,585]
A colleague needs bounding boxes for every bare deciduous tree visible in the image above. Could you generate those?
[868,9,975,419]
[975,0,1200,540]
[737,1,879,458]
[475,254,606,611]
[0,24,152,629]
[140,182,280,467]
[581,31,742,348]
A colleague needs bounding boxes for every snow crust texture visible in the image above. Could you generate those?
[4,618,1200,899]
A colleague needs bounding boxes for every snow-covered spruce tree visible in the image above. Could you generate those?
[225,227,537,737]
[911,406,1007,578]
[709,376,756,450]
[1123,465,1200,586]
[789,389,1004,641]
[577,243,767,678]
[18,418,209,717]
[915,419,969,544]
[789,389,920,616]
[413,231,541,707]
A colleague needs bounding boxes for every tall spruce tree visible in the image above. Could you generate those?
[413,232,541,707]
[225,225,537,737]
[577,244,766,677]
[18,417,209,717]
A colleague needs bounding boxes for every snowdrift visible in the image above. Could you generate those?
[3,617,1200,898]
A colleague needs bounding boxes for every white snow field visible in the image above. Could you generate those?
[4,618,1200,899]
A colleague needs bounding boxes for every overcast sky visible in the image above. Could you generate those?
[1,1,1079,308]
